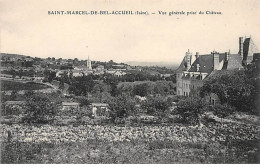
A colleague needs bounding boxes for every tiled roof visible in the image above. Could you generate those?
[226,54,244,70]
[90,103,108,107]
[253,53,260,62]
[176,58,187,72]
[62,102,79,106]
[243,38,259,64]
[188,53,226,74]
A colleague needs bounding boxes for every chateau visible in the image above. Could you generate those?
[176,37,259,99]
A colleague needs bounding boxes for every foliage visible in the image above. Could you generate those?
[141,96,171,115]
[176,97,208,125]
[107,93,136,118]
[23,92,58,124]
[200,70,256,113]
[165,74,176,83]
[1,80,51,91]
[76,96,90,107]
[153,81,175,95]
[103,74,119,96]
[117,81,176,97]
[133,83,150,97]
[68,76,95,96]
[1,122,259,163]
[43,70,56,82]
[210,103,236,118]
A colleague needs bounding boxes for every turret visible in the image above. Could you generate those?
[225,52,229,62]
[238,37,244,58]
[185,49,192,70]
[212,51,219,70]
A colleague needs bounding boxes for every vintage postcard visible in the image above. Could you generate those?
[0,0,259,164]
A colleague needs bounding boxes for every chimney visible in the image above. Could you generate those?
[213,51,219,70]
[238,37,244,57]
[195,52,199,59]
[225,52,229,62]
[185,49,192,70]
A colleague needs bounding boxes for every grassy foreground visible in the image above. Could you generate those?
[1,122,259,164]
[1,139,259,164]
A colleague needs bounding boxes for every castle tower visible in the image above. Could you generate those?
[213,51,220,70]
[87,56,92,70]
[238,37,244,57]
[185,49,192,70]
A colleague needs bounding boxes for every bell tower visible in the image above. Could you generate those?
[87,56,92,70]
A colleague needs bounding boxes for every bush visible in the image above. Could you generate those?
[211,103,236,118]
[200,70,257,114]
[141,96,170,115]
[176,97,208,125]
[107,93,137,118]
[22,92,58,124]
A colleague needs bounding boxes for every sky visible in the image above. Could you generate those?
[1,0,260,64]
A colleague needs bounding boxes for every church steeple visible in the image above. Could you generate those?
[87,56,92,70]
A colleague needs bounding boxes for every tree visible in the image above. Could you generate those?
[141,96,171,115]
[176,97,208,125]
[10,90,18,101]
[200,70,256,113]
[43,70,56,82]
[133,83,149,97]
[211,103,235,118]
[68,76,95,96]
[107,93,136,118]
[103,74,119,96]
[23,92,58,124]
[77,96,90,107]
[92,81,111,94]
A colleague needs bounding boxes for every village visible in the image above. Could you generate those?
[1,36,260,163]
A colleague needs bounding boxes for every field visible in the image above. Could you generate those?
[1,122,259,163]
[1,80,52,91]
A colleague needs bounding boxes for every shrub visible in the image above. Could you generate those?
[211,103,236,118]
[141,96,171,115]
[22,92,58,124]
[176,97,208,125]
[107,93,136,118]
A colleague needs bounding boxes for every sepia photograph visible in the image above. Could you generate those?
[0,0,259,164]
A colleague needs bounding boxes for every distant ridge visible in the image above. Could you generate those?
[125,61,179,69]
[0,53,29,58]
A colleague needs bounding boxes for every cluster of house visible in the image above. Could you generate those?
[0,53,146,83]
[55,57,131,78]
[176,36,259,105]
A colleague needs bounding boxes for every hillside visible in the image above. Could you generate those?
[0,53,30,59]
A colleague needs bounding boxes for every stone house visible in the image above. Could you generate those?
[176,36,258,103]
[61,102,80,111]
